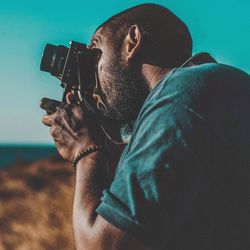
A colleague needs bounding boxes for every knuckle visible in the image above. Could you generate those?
[73,105,84,118]
[56,104,73,118]
[59,102,72,113]
[55,107,64,117]
[53,116,61,125]
[60,102,69,109]
[50,126,58,138]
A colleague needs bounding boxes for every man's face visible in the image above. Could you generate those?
[89,28,149,122]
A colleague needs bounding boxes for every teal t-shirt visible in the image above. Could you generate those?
[96,63,250,249]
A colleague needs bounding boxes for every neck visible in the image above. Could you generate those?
[142,64,172,90]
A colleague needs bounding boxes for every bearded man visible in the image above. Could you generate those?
[41,4,250,250]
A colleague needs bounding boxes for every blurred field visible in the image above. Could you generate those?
[0,156,75,250]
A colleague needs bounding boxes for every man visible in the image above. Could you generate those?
[41,4,250,250]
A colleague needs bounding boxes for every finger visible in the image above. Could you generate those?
[66,92,75,104]
[58,102,73,111]
[42,103,70,128]
[72,103,91,118]
[50,125,61,140]
[72,105,83,116]
[56,103,74,121]
[41,114,54,126]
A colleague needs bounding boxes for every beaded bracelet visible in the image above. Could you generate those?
[72,145,104,169]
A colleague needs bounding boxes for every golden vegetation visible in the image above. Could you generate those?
[0,156,75,250]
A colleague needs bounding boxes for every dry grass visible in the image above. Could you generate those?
[0,156,75,250]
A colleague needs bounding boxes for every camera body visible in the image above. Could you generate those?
[40,41,100,105]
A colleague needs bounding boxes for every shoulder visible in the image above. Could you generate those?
[140,63,250,117]
[171,63,249,82]
[130,63,250,151]
[151,63,250,99]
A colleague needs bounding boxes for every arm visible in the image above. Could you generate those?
[41,101,150,250]
[73,152,151,250]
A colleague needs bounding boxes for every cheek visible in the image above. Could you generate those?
[93,57,110,103]
[96,62,105,91]
[96,57,110,90]
[95,50,119,99]
[97,55,107,82]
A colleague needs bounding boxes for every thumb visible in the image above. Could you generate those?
[41,114,54,127]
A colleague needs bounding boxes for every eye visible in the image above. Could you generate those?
[89,38,99,49]
[89,43,96,49]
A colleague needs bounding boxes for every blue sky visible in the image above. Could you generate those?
[0,0,249,144]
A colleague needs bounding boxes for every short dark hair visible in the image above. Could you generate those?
[97,3,193,68]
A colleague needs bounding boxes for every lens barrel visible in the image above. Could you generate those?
[40,44,69,77]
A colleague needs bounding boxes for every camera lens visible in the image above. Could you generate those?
[40,44,69,77]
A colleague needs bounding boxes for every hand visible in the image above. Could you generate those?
[40,98,105,162]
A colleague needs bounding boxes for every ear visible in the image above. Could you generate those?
[124,25,142,61]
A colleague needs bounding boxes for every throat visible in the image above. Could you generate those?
[142,64,172,90]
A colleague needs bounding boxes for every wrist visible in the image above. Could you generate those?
[72,145,104,169]
[75,149,109,189]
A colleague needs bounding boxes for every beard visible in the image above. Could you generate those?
[97,54,150,123]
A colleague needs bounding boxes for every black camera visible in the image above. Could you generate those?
[40,41,101,105]
[40,41,123,143]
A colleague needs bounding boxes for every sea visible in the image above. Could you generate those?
[0,144,57,169]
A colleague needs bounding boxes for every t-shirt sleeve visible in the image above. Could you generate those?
[96,94,215,248]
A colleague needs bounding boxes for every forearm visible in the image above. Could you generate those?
[73,151,108,249]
